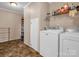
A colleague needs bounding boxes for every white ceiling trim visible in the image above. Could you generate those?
[24,2,32,8]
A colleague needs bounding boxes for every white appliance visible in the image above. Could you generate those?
[60,32,79,57]
[30,18,40,52]
[40,29,63,57]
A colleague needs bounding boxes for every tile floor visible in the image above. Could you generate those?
[0,40,42,57]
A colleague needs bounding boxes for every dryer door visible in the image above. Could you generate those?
[61,38,79,57]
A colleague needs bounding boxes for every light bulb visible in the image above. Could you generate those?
[10,2,17,6]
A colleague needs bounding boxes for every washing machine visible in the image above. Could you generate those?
[60,31,79,57]
[40,29,63,57]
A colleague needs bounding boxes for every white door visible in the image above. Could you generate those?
[61,38,79,57]
[30,18,40,52]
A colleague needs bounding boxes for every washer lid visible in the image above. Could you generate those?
[61,32,79,37]
[40,29,63,34]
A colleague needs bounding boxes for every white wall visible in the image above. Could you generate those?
[24,2,42,46]
[49,2,79,28]
[0,9,22,40]
[24,2,79,47]
[24,5,31,45]
[24,2,49,46]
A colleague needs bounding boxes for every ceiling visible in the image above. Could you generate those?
[0,2,28,15]
[0,2,79,16]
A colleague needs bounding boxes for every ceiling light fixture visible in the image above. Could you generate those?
[10,2,17,7]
